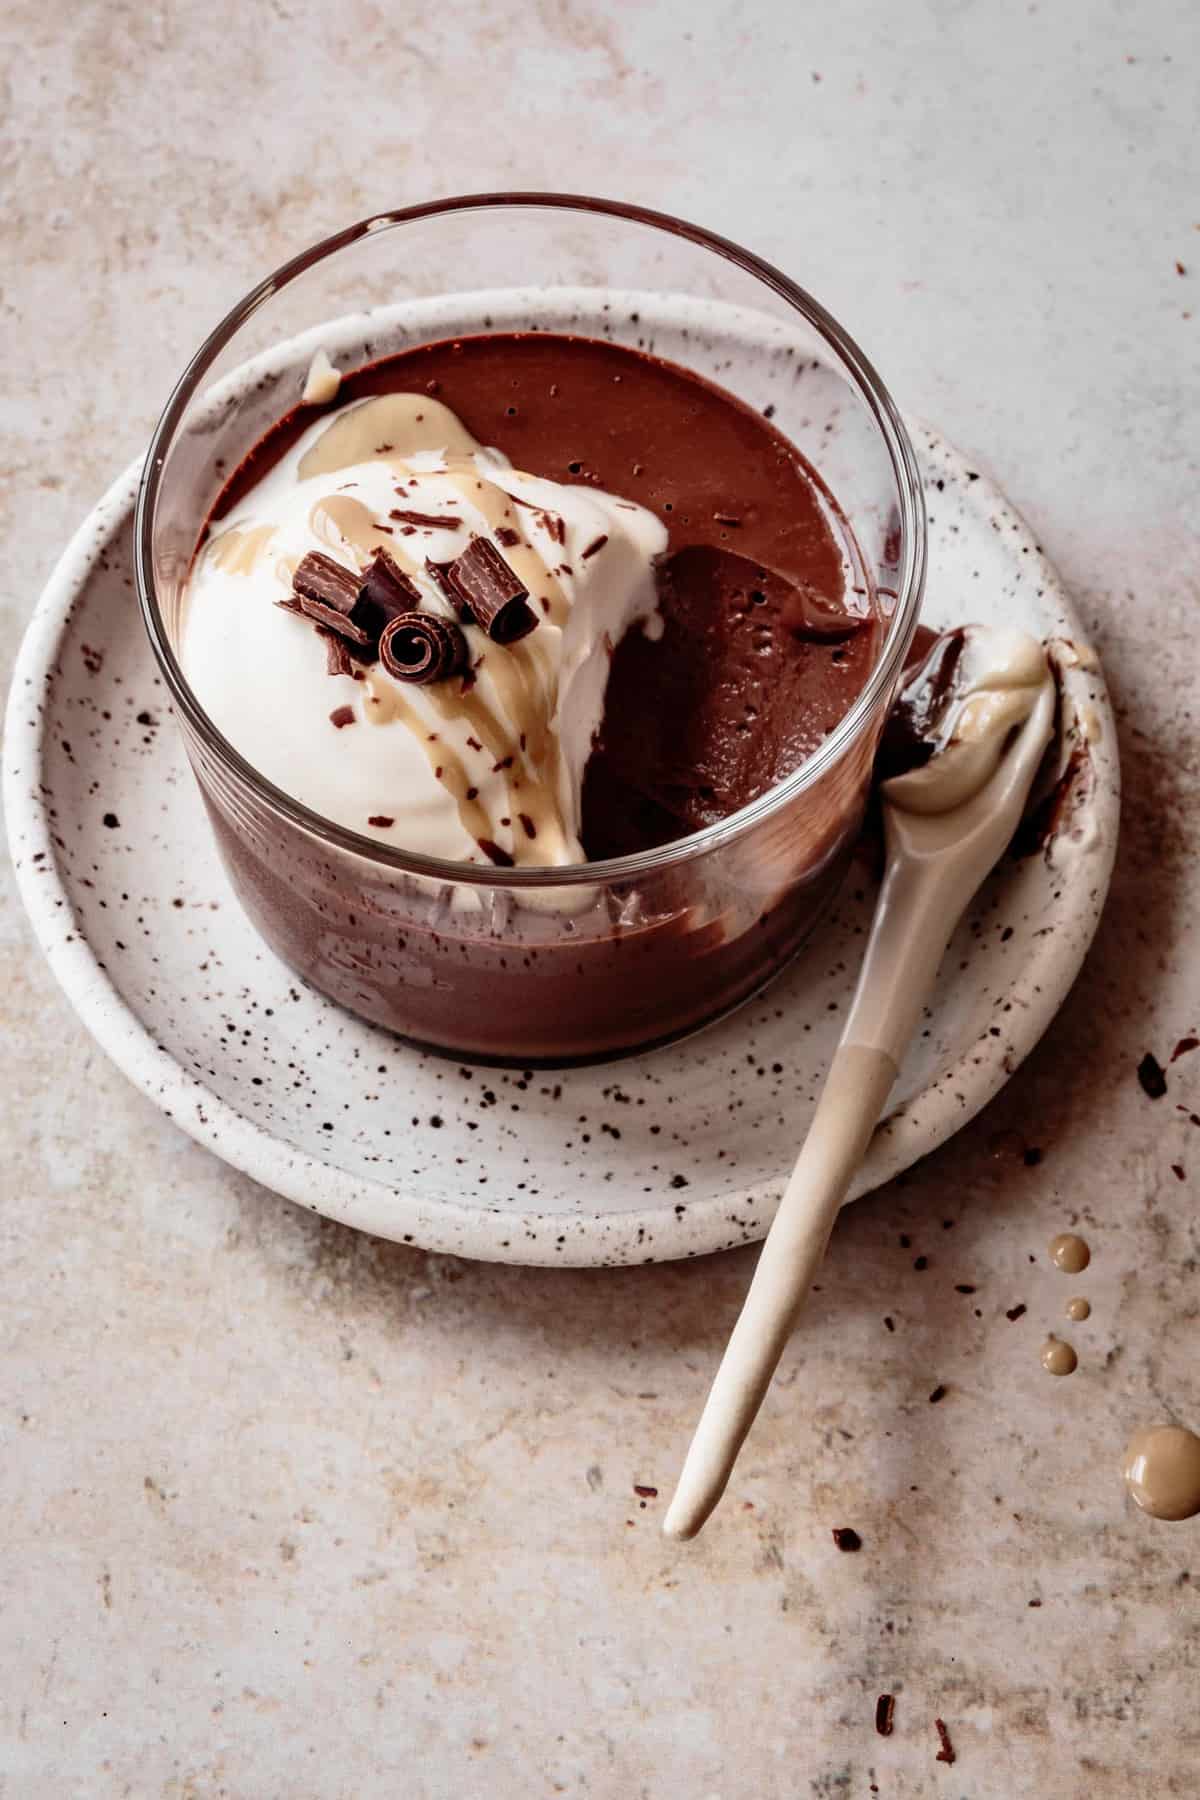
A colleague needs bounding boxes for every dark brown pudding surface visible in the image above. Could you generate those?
[217,332,882,860]
[198,332,890,1061]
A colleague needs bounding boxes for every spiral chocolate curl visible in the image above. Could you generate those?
[378,611,468,686]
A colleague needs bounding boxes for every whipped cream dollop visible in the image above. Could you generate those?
[182,392,667,866]
[879,625,1051,814]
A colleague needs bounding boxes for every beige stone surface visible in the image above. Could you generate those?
[2,1,1198,1794]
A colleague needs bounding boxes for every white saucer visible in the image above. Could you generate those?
[4,431,1118,1265]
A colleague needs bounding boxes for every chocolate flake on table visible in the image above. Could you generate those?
[1006,1303,1027,1321]
[929,1384,948,1404]
[875,1694,895,1737]
[934,1719,956,1765]
[832,1527,862,1552]
[1137,1053,1168,1099]
[442,537,538,643]
[379,612,468,686]
[389,507,464,530]
[329,705,356,729]
[581,533,609,559]
[476,837,515,868]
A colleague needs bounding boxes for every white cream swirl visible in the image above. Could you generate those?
[182,392,667,866]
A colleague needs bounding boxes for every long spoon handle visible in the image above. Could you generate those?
[662,1043,897,1540]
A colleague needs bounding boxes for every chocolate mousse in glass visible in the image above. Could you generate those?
[136,196,925,1064]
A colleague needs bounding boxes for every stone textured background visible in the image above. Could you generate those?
[2,1,1197,1794]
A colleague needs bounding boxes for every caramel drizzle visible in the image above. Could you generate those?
[315,494,565,861]
[206,522,275,575]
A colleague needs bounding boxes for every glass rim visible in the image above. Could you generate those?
[134,190,927,888]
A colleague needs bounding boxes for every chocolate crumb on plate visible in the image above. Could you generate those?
[367,815,394,828]
[832,1527,862,1552]
[329,705,356,729]
[633,1484,658,1499]
[929,1384,948,1404]
[934,1718,956,1764]
[581,533,609,559]
[1172,1036,1199,1062]
[875,1694,895,1737]
[1137,1053,1168,1099]
[1006,1303,1027,1321]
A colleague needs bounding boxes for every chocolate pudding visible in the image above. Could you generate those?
[180,332,893,1062]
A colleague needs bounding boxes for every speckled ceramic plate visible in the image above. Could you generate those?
[4,427,1118,1265]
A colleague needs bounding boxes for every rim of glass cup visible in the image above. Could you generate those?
[135,192,927,888]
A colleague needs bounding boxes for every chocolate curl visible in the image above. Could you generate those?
[356,548,422,639]
[291,551,372,646]
[379,611,468,686]
[441,537,538,644]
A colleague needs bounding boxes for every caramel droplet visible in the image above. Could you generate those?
[1065,1296,1091,1322]
[1048,1233,1090,1274]
[1123,1424,1200,1521]
[1040,1336,1078,1376]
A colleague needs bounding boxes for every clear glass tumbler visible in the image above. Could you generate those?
[136,194,926,1065]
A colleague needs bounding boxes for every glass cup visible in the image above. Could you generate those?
[136,195,925,1065]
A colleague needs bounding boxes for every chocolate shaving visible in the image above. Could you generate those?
[442,537,537,643]
[324,634,355,677]
[294,550,360,616]
[358,548,421,626]
[379,612,467,686]
[581,533,609,559]
[928,1384,947,1404]
[875,1695,895,1738]
[1138,1053,1168,1099]
[1006,1303,1027,1321]
[329,705,355,729]
[476,838,514,867]
[633,1484,658,1499]
[494,526,520,547]
[368,815,394,827]
[1173,1036,1200,1062]
[389,508,463,530]
[832,1527,862,1552]
[424,559,463,612]
[934,1719,956,1764]
[518,813,537,839]
[290,554,373,646]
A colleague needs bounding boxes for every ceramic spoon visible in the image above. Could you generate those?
[663,628,1057,1542]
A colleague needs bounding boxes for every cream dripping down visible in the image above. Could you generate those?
[182,392,668,866]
